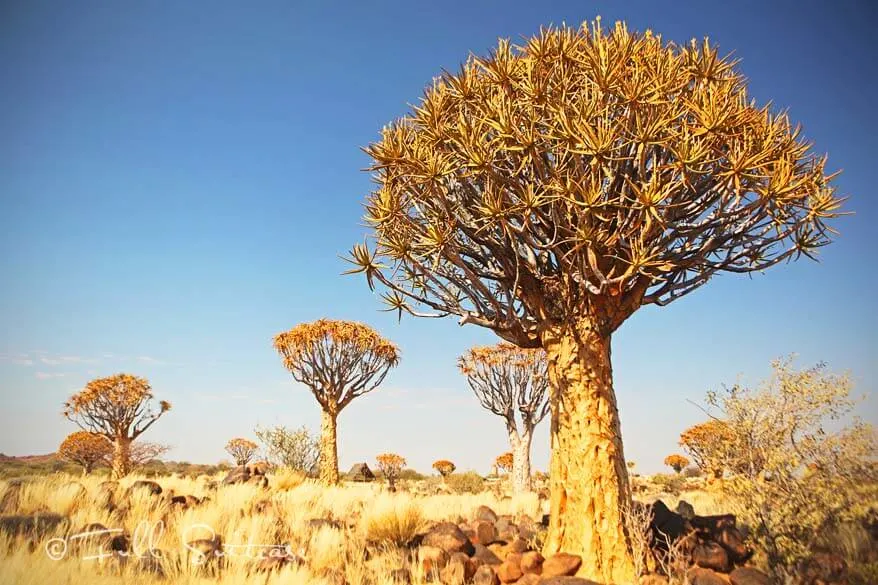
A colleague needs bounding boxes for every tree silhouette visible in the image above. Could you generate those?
[376,453,406,491]
[347,19,844,581]
[664,454,690,474]
[274,319,399,484]
[63,374,170,479]
[432,459,456,479]
[459,343,549,492]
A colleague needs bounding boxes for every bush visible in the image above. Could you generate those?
[445,471,485,494]
[650,473,685,495]
[254,425,319,475]
[696,357,877,579]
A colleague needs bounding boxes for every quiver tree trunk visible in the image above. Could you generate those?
[111,436,131,480]
[319,410,340,485]
[510,431,533,493]
[541,318,636,584]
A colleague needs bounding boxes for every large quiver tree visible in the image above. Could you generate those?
[459,343,549,493]
[63,374,171,479]
[347,19,844,582]
[273,319,399,485]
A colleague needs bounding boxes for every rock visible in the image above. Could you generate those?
[472,543,503,566]
[521,551,544,574]
[639,575,669,585]
[716,526,752,565]
[390,568,412,584]
[476,505,498,523]
[0,513,69,539]
[692,541,731,573]
[497,559,523,583]
[440,553,472,585]
[517,574,541,585]
[541,553,582,578]
[125,480,162,498]
[504,537,530,555]
[422,522,475,556]
[539,514,550,528]
[246,475,269,489]
[538,578,603,585]
[418,545,450,576]
[473,564,500,585]
[245,461,270,475]
[794,552,846,585]
[687,567,730,585]
[222,466,250,485]
[474,520,498,545]
[676,500,696,519]
[487,543,508,561]
[729,567,773,585]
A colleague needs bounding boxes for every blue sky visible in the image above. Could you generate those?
[1,1,875,475]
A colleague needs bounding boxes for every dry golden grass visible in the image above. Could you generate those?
[0,471,549,585]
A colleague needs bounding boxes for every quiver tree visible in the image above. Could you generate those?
[459,343,549,492]
[63,374,171,479]
[680,419,736,478]
[495,451,514,473]
[58,431,112,474]
[376,453,406,491]
[125,441,170,468]
[664,453,690,474]
[432,459,456,479]
[273,319,399,484]
[225,438,258,466]
[346,19,844,582]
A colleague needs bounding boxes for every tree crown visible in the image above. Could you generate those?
[495,451,514,471]
[63,374,171,438]
[58,431,112,468]
[348,19,844,344]
[273,319,400,412]
[459,342,549,433]
[432,459,456,475]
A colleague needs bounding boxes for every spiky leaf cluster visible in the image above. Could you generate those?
[432,459,456,476]
[348,19,844,344]
[58,431,113,472]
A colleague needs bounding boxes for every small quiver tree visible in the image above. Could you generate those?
[273,320,399,485]
[459,343,549,493]
[432,459,456,480]
[63,374,171,479]
[664,454,690,474]
[58,431,112,474]
[495,452,514,474]
[680,420,735,479]
[347,19,844,581]
[225,438,258,466]
[376,453,407,492]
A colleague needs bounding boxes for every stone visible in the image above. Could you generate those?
[692,541,731,573]
[794,552,845,585]
[418,545,450,576]
[687,567,730,585]
[520,551,544,574]
[676,500,696,519]
[473,564,500,585]
[422,522,475,556]
[487,543,508,562]
[476,505,499,523]
[472,543,503,566]
[497,560,523,583]
[729,567,774,585]
[440,557,467,585]
[517,574,541,585]
[504,537,530,555]
[474,520,499,545]
[540,553,582,578]
[639,575,669,585]
[538,578,603,585]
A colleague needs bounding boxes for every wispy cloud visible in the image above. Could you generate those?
[35,372,67,380]
[0,353,35,366]
[136,356,166,365]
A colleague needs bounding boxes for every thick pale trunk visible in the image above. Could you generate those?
[510,430,533,493]
[541,319,636,584]
[111,436,131,480]
[319,410,339,485]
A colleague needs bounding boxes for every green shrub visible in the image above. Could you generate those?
[650,473,684,495]
[445,471,485,494]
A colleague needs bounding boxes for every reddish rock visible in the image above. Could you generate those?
[418,545,449,576]
[517,574,541,585]
[538,577,603,585]
[520,551,544,574]
[476,505,499,523]
[474,520,499,546]
[472,543,503,566]
[688,566,731,585]
[497,560,523,583]
[487,543,508,562]
[729,567,774,585]
[473,564,500,585]
[540,553,582,578]
[422,522,475,556]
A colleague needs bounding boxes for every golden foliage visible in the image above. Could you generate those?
[62,373,171,439]
[224,437,258,466]
[376,453,407,474]
[432,459,456,476]
[495,452,514,471]
[458,343,545,374]
[663,453,690,473]
[679,419,734,476]
[273,319,400,412]
[349,18,845,342]
[57,431,112,472]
